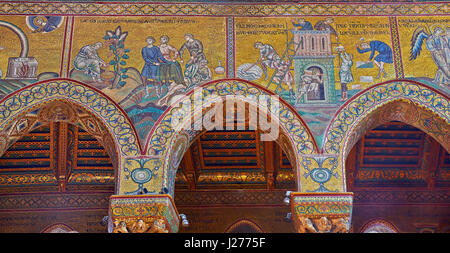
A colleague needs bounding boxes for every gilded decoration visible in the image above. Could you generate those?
[144,79,317,196]
[109,195,180,233]
[0,0,448,233]
[112,218,169,233]
[291,192,353,233]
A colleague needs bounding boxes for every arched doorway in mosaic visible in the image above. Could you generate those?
[124,79,318,196]
[0,79,142,193]
[322,80,450,191]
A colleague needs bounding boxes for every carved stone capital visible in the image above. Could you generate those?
[109,194,180,233]
[290,192,353,233]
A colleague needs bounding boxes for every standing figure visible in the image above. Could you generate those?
[410,26,450,87]
[141,36,168,97]
[179,33,207,88]
[158,35,185,86]
[357,39,393,79]
[336,45,354,101]
[254,41,295,98]
[314,18,338,41]
[73,42,106,82]
[291,18,313,31]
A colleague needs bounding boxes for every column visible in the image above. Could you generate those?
[291,154,353,233]
[109,156,181,233]
[109,194,180,233]
[290,192,353,233]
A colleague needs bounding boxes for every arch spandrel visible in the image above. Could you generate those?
[129,79,319,196]
[322,80,450,191]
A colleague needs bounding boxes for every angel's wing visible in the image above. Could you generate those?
[410,27,430,61]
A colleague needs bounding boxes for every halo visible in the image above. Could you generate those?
[33,16,47,27]
[26,16,64,33]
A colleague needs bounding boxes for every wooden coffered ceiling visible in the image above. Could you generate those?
[175,129,296,190]
[0,123,115,193]
[346,121,450,190]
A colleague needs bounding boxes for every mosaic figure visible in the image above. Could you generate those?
[158,35,185,86]
[336,45,354,101]
[314,17,338,40]
[291,18,313,31]
[295,68,323,105]
[254,41,295,97]
[73,42,107,82]
[27,16,62,33]
[141,36,168,97]
[179,33,208,88]
[357,39,393,79]
[410,26,450,87]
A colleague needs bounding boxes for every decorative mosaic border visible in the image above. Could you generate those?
[0,192,111,211]
[0,2,448,16]
[353,190,450,204]
[291,192,353,219]
[109,194,179,233]
[175,190,287,206]
[0,79,141,157]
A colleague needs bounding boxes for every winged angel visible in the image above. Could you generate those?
[410,26,450,87]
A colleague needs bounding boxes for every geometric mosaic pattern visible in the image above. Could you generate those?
[0,1,448,16]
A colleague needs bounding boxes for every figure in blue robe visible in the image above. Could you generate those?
[357,40,393,79]
[141,36,169,97]
[291,18,313,31]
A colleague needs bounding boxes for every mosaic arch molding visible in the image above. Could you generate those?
[0,78,142,175]
[322,79,449,190]
[224,219,265,233]
[0,99,122,168]
[129,79,318,196]
[41,223,77,233]
[359,218,400,233]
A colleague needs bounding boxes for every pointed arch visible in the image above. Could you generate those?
[0,79,142,193]
[140,79,318,196]
[322,80,449,191]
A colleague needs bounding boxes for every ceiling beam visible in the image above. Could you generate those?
[263,140,278,190]
[423,136,442,190]
[181,147,197,190]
